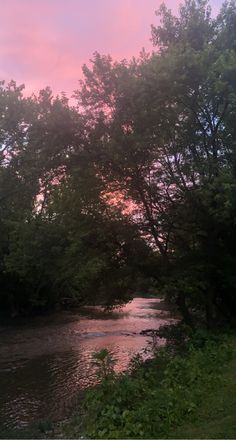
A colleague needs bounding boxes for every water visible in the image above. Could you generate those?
[0,297,175,430]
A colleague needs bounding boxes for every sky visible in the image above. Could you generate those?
[0,0,222,98]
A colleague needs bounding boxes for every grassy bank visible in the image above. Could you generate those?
[1,329,235,439]
[64,328,236,439]
[169,339,236,439]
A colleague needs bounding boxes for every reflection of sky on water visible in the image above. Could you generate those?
[0,298,176,430]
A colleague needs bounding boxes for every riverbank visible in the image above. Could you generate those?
[63,327,236,439]
[169,336,236,439]
[1,328,235,439]
[0,298,175,436]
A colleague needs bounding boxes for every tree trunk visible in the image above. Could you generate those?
[176,293,195,330]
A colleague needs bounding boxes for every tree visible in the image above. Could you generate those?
[75,0,236,327]
[0,81,151,315]
[1,0,236,325]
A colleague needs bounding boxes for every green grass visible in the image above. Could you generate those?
[2,333,235,439]
[64,330,235,439]
[169,336,236,439]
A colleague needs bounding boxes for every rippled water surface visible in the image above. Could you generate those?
[0,297,175,430]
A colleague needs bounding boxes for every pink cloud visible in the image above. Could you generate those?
[0,0,222,98]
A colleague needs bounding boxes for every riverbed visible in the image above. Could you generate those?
[0,297,175,431]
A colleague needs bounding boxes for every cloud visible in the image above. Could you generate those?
[0,0,222,97]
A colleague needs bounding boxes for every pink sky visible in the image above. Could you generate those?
[0,0,222,98]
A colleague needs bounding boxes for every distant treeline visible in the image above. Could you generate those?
[0,0,236,327]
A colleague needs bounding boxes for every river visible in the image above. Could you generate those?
[0,297,175,431]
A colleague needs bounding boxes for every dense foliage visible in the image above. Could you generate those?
[0,0,236,325]
[65,331,232,438]
[0,84,151,314]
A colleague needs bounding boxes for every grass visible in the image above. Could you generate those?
[169,335,236,439]
[2,331,235,439]
[64,329,236,439]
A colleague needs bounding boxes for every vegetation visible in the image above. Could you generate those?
[1,0,236,325]
[0,84,151,315]
[64,329,235,438]
[169,338,236,438]
[1,1,236,437]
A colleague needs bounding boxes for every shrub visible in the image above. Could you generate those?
[76,335,231,439]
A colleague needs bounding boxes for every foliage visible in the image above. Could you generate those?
[92,348,116,382]
[1,0,236,323]
[169,334,236,438]
[68,334,232,439]
[73,0,236,327]
[0,82,151,315]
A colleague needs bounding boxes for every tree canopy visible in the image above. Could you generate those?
[1,0,236,327]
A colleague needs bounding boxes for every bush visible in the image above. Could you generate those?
[69,334,232,439]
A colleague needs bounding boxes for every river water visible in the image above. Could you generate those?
[0,297,175,431]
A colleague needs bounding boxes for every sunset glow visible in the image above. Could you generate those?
[0,0,221,98]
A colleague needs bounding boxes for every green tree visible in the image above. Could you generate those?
[0,81,151,315]
[75,0,236,327]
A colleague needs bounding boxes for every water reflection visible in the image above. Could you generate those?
[0,298,175,430]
